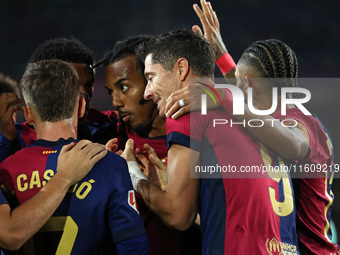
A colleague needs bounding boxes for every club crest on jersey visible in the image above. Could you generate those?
[128,190,139,214]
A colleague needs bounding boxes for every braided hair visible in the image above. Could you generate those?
[239,39,298,88]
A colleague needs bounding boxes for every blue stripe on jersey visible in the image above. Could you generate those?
[312,113,334,160]
[200,178,226,255]
[272,155,298,249]
[0,190,8,205]
[166,132,190,149]
[312,114,335,242]
[113,224,146,243]
[167,130,226,254]
[199,136,226,255]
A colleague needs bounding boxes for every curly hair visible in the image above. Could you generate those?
[98,35,153,84]
[0,73,20,96]
[30,37,94,66]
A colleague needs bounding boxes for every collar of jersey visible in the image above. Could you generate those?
[32,137,78,147]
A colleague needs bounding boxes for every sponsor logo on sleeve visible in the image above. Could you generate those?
[128,190,139,214]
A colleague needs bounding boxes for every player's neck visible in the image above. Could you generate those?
[35,119,77,141]
[148,115,166,138]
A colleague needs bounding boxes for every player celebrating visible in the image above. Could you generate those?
[188,2,339,252]
[0,37,117,162]
[0,74,107,251]
[0,59,148,254]
[98,35,201,255]
[227,40,339,254]
[0,140,107,251]
[122,29,300,254]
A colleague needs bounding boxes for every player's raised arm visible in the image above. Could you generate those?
[193,0,236,82]
[0,140,106,250]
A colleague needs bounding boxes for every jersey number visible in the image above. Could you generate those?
[23,216,78,255]
[260,143,294,217]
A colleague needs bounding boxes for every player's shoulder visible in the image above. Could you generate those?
[166,114,191,136]
[1,146,32,165]
[89,151,132,189]
[94,151,127,174]
[284,108,328,133]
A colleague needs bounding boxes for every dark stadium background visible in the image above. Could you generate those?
[1,0,340,241]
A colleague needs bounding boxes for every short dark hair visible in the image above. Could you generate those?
[30,37,94,66]
[98,35,153,84]
[239,39,298,87]
[140,29,215,78]
[21,59,79,122]
[0,73,20,96]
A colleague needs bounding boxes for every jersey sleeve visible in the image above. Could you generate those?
[166,113,208,152]
[115,233,149,255]
[165,114,191,149]
[106,158,147,245]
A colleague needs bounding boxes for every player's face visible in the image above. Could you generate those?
[104,55,158,130]
[72,63,95,107]
[143,54,178,117]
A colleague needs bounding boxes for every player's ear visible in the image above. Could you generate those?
[78,96,86,118]
[244,76,253,89]
[23,105,34,125]
[176,58,190,81]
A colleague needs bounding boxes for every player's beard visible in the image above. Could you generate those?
[132,104,159,137]
[132,123,150,137]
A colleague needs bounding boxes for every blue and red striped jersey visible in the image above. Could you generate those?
[274,108,340,254]
[166,111,300,255]
[0,137,147,254]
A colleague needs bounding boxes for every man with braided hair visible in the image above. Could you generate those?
[225,39,340,254]
[187,38,338,253]
[163,1,338,253]
[122,29,300,254]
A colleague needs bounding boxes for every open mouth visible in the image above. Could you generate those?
[154,98,161,109]
[119,112,131,123]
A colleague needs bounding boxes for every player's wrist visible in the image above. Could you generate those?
[127,161,148,191]
[215,52,236,75]
[43,172,73,192]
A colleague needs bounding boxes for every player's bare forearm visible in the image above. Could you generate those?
[0,173,71,250]
[0,141,106,250]
[233,106,308,159]
[223,67,236,85]
[137,179,198,231]
[136,145,199,231]
[137,179,176,227]
[217,88,309,159]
